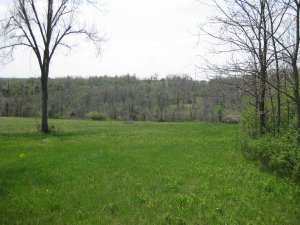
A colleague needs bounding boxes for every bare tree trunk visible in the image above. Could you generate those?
[259,1,268,136]
[267,0,281,134]
[296,100,300,144]
[271,1,281,134]
[284,74,291,124]
[293,64,300,144]
[259,82,266,135]
[293,3,300,144]
[41,69,49,133]
[267,83,276,136]
[276,69,281,134]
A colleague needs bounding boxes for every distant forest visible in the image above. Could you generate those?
[0,75,243,122]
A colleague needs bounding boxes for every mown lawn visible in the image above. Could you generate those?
[0,117,299,224]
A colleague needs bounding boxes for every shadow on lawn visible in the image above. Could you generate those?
[0,165,29,197]
[0,130,93,140]
[0,164,55,198]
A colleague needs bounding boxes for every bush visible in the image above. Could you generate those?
[86,112,107,121]
[240,132,300,183]
[239,107,260,138]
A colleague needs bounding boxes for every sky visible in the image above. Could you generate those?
[0,0,212,79]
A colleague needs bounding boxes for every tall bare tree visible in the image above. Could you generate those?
[199,0,273,135]
[0,0,103,132]
[275,0,300,143]
[199,0,300,143]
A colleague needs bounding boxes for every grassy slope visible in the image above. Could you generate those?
[0,117,299,225]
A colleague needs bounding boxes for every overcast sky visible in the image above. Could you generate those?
[0,0,212,79]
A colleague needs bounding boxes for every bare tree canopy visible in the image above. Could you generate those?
[199,0,300,143]
[0,0,104,132]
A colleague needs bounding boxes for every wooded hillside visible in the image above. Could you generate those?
[0,75,243,122]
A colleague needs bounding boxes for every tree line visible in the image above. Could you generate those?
[0,75,243,123]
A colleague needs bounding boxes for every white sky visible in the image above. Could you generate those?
[0,0,212,79]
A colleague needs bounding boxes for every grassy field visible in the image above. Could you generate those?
[0,117,299,224]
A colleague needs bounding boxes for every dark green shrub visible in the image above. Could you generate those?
[240,132,300,183]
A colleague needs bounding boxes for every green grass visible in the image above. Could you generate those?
[0,117,299,225]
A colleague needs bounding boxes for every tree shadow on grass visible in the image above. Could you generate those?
[0,164,55,198]
[0,165,29,197]
[0,130,94,140]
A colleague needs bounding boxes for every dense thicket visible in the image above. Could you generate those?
[0,75,242,122]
